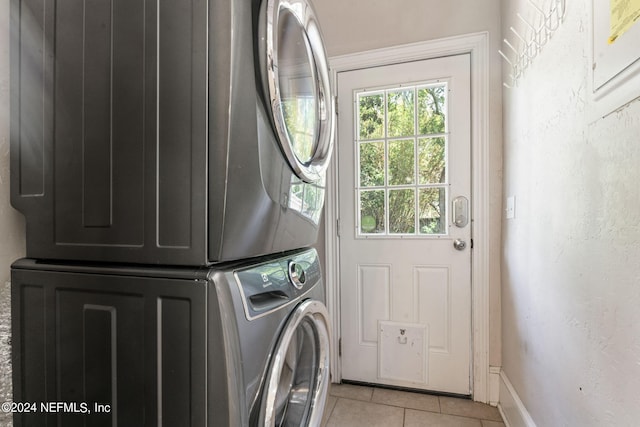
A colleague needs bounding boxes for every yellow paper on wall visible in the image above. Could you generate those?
[609,0,640,44]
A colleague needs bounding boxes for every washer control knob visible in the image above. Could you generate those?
[288,261,306,289]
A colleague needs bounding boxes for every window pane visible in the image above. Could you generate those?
[418,137,446,184]
[418,85,446,135]
[389,189,415,234]
[419,187,446,234]
[359,93,384,140]
[359,142,385,187]
[360,190,385,234]
[388,139,415,186]
[387,89,414,137]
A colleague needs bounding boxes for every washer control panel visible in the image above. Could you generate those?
[234,248,321,320]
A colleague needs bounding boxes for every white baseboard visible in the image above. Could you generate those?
[489,366,501,406]
[497,370,537,427]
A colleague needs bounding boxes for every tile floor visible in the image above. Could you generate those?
[322,383,505,427]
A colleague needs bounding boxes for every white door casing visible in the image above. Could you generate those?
[324,32,491,402]
[338,54,471,394]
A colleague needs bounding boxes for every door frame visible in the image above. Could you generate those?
[324,32,491,402]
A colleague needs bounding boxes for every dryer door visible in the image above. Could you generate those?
[260,299,331,427]
[264,0,335,183]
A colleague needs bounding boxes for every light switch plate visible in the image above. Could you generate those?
[506,196,516,219]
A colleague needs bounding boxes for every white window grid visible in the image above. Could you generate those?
[354,81,450,238]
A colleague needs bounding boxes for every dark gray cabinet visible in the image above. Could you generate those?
[11,0,209,265]
[10,261,232,427]
[11,0,327,266]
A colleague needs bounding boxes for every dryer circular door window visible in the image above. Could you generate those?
[265,0,335,183]
[260,300,330,426]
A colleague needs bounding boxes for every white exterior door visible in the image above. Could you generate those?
[337,54,471,395]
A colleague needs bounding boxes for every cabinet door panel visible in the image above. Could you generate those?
[56,290,145,426]
[54,0,145,243]
[11,266,208,426]
[11,0,208,265]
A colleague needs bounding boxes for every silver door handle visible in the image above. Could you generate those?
[453,239,467,251]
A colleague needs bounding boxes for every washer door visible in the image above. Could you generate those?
[264,0,335,183]
[260,299,331,427]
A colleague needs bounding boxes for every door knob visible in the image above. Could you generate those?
[453,239,467,251]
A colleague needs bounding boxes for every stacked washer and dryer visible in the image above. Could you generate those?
[10,0,334,425]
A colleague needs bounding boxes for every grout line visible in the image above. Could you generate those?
[322,396,338,427]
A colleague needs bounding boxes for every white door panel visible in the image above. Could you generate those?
[338,54,471,394]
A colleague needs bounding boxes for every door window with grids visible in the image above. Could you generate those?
[356,82,449,236]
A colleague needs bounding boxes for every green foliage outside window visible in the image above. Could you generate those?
[357,84,448,235]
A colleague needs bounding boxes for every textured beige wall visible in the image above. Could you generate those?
[500,0,640,424]
[314,0,500,58]
[1,0,27,424]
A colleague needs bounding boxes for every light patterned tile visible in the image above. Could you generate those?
[325,398,404,427]
[481,420,506,427]
[371,388,440,413]
[329,383,374,402]
[439,397,503,422]
[321,394,338,427]
[405,409,482,427]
